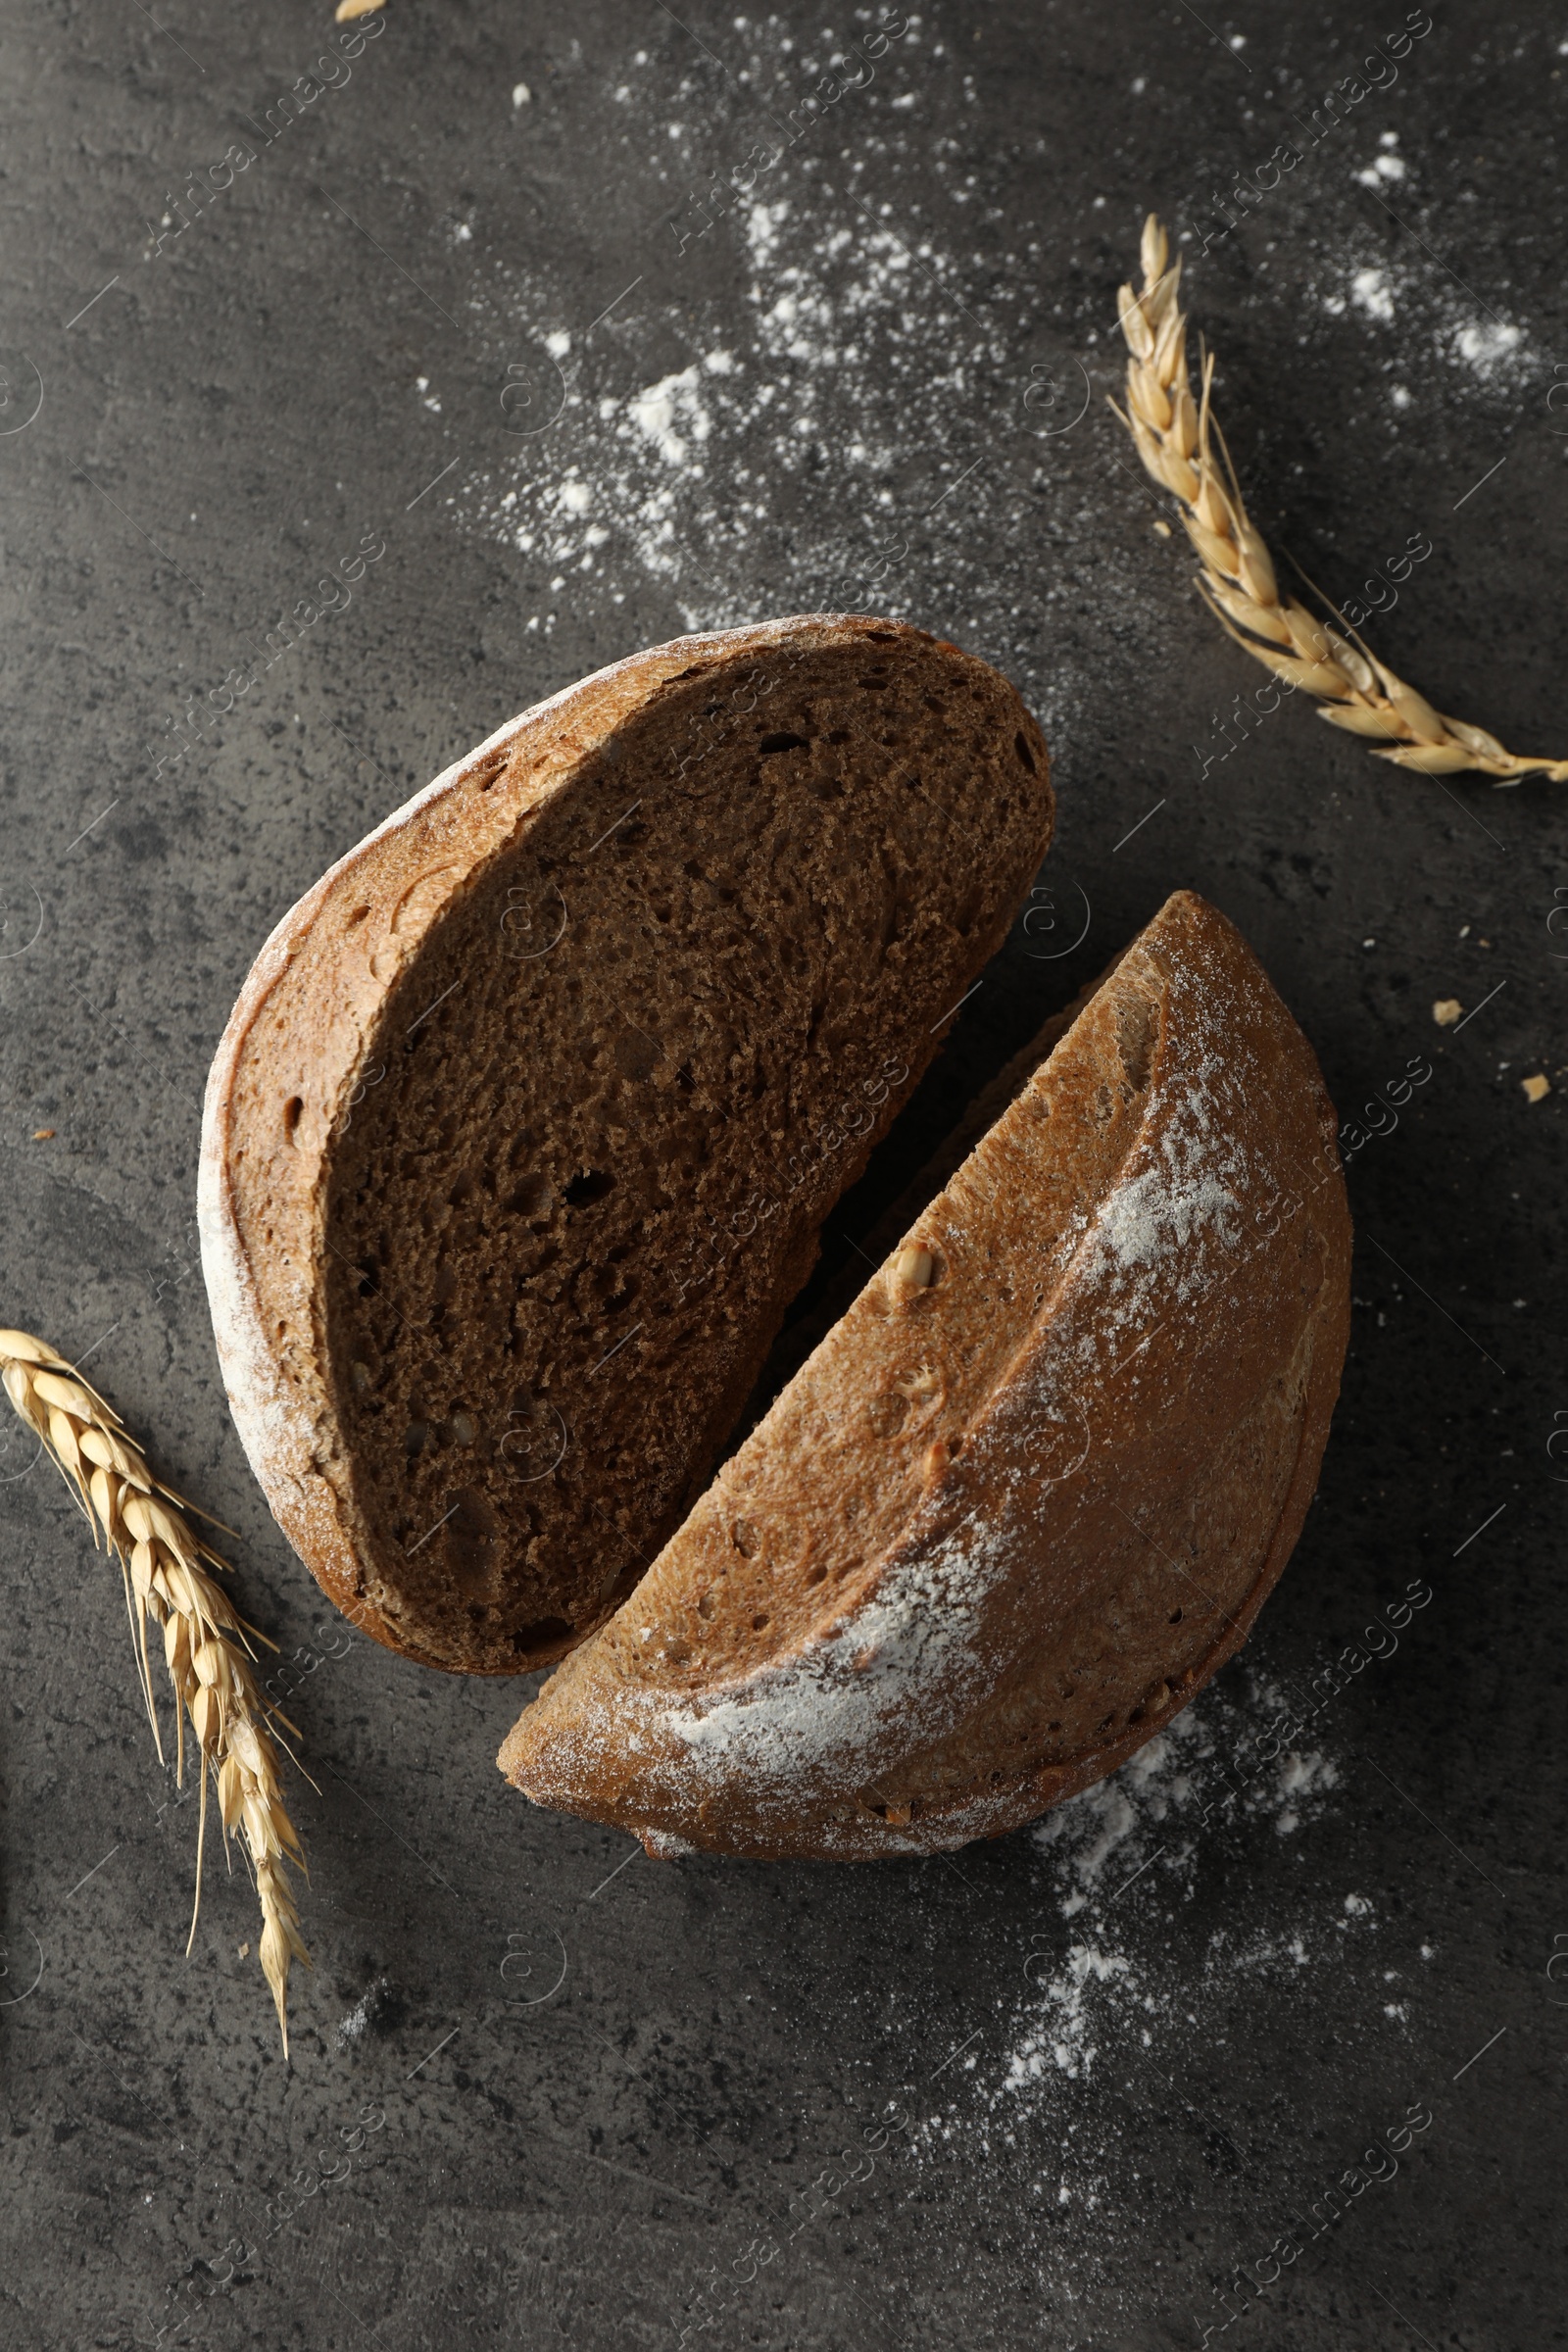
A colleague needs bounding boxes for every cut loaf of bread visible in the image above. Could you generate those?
[500,890,1351,1858]
[199,616,1054,1675]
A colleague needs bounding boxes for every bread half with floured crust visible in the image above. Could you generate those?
[499,891,1351,1858]
[198,615,1054,1675]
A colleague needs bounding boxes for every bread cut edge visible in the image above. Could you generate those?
[197,666,610,1663]
[499,890,1353,1856]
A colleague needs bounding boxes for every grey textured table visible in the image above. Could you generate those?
[3,4,1565,2346]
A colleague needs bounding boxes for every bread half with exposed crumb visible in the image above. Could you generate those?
[199,615,1054,1675]
[499,891,1351,1857]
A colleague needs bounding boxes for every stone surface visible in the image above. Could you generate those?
[1,4,1564,2347]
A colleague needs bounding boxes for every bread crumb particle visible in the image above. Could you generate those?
[1432,999,1461,1027]
[1152,518,1172,538]
[1522,1073,1550,1103]
[30,1128,55,1140]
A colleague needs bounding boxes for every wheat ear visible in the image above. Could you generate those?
[0,1328,311,2055]
[1111,213,1568,786]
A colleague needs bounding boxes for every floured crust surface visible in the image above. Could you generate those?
[499,892,1352,1858]
[199,615,1053,1673]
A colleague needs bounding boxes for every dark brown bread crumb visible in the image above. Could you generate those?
[203,616,1054,1674]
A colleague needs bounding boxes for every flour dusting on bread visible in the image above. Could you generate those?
[660,1515,1006,1790]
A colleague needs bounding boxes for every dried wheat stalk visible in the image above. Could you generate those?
[0,1328,310,2054]
[1112,213,1568,785]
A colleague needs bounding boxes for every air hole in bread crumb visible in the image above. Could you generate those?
[751,1612,769,1631]
[1115,984,1160,1093]
[732,1519,760,1557]
[1013,730,1037,773]
[564,1168,615,1208]
[346,905,370,928]
[696,1592,715,1620]
[1168,1606,1183,1624]
[866,1393,908,1438]
[512,1617,571,1651]
[759,731,808,754]
[283,1096,303,1141]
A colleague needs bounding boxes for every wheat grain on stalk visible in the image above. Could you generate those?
[0,1328,311,2054]
[1111,212,1568,785]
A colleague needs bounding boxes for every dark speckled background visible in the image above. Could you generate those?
[2,3,1566,2346]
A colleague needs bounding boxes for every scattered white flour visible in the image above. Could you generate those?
[898,1661,1400,2288]
[853,1661,1408,2346]
[1320,254,1533,393]
[1349,267,1396,325]
[1450,318,1523,383]
[1004,1944,1133,2084]
[451,21,1541,783]
[626,359,722,469]
[1033,1670,1341,1928]
[462,172,1033,649]
[928,1669,1350,2107]
[336,1977,391,2044]
[1355,130,1407,189]
[1275,1743,1338,1834]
